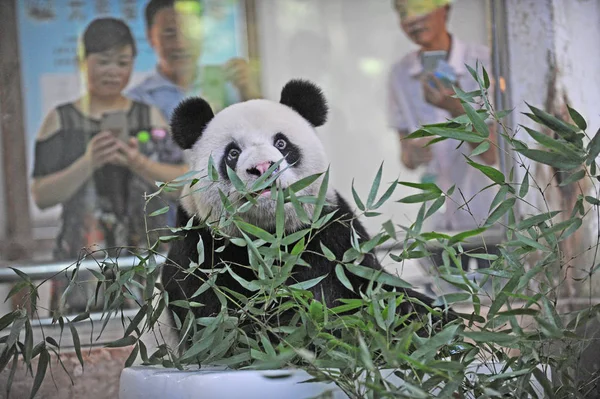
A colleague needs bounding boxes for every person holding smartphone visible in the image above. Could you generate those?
[31,18,187,284]
[126,0,261,121]
[125,0,262,227]
[387,0,500,273]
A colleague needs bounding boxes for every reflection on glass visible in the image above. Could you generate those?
[387,0,500,272]
[14,0,260,315]
[31,17,186,313]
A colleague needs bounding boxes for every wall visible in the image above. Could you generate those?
[255,0,490,236]
[505,0,600,300]
[0,101,5,243]
[506,0,600,216]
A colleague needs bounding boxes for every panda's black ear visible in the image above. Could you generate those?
[280,79,328,127]
[170,97,214,149]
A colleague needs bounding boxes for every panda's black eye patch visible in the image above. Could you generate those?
[220,142,242,180]
[274,133,302,167]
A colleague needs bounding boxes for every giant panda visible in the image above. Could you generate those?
[161,79,455,343]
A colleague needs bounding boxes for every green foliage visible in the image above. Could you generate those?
[2,64,600,398]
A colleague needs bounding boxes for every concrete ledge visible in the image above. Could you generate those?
[119,366,345,399]
[119,362,549,399]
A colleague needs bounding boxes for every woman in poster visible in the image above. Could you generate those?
[30,17,186,311]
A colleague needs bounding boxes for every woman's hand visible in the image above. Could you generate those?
[112,137,145,170]
[84,131,121,170]
[111,137,188,194]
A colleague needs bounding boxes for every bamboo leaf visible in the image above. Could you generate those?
[397,191,441,204]
[514,232,551,252]
[69,322,84,370]
[226,165,247,193]
[289,274,328,290]
[289,191,311,225]
[585,196,600,206]
[335,264,354,292]
[149,206,170,217]
[124,344,139,368]
[425,196,446,220]
[351,180,365,211]
[366,163,383,208]
[567,104,587,131]
[320,242,336,261]
[519,170,529,198]
[559,169,586,187]
[527,103,580,140]
[433,293,471,307]
[235,220,275,243]
[482,65,491,89]
[397,181,442,193]
[105,336,137,348]
[462,101,490,137]
[423,126,486,143]
[517,149,582,170]
[489,185,509,214]
[587,127,600,163]
[0,311,17,332]
[281,228,310,246]
[516,211,561,230]
[71,312,90,323]
[312,168,330,222]
[8,267,31,282]
[225,265,261,292]
[249,159,284,191]
[291,237,305,256]
[485,197,516,227]
[24,319,33,366]
[124,304,148,338]
[345,264,412,288]
[471,140,490,157]
[466,159,505,185]
[5,281,29,302]
[276,188,285,240]
[382,220,397,240]
[6,315,26,351]
[6,351,18,399]
[448,227,487,246]
[288,172,323,194]
[207,155,219,181]
[372,181,397,210]
[520,125,584,160]
[29,348,49,399]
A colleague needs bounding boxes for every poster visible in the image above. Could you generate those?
[17,0,248,172]
[15,0,250,314]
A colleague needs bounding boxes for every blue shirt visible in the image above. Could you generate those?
[125,67,241,226]
[125,67,241,122]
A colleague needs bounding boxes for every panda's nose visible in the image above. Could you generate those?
[247,161,274,177]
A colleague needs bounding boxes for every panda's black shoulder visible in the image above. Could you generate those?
[303,191,382,270]
[162,206,207,283]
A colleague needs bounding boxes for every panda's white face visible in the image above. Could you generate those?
[181,99,335,234]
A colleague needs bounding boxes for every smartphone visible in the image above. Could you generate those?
[100,110,129,142]
[201,65,227,111]
[421,50,456,89]
[421,50,447,73]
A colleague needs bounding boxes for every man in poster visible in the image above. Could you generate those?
[126,0,261,122]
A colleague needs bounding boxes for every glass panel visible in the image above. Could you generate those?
[5,0,258,317]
